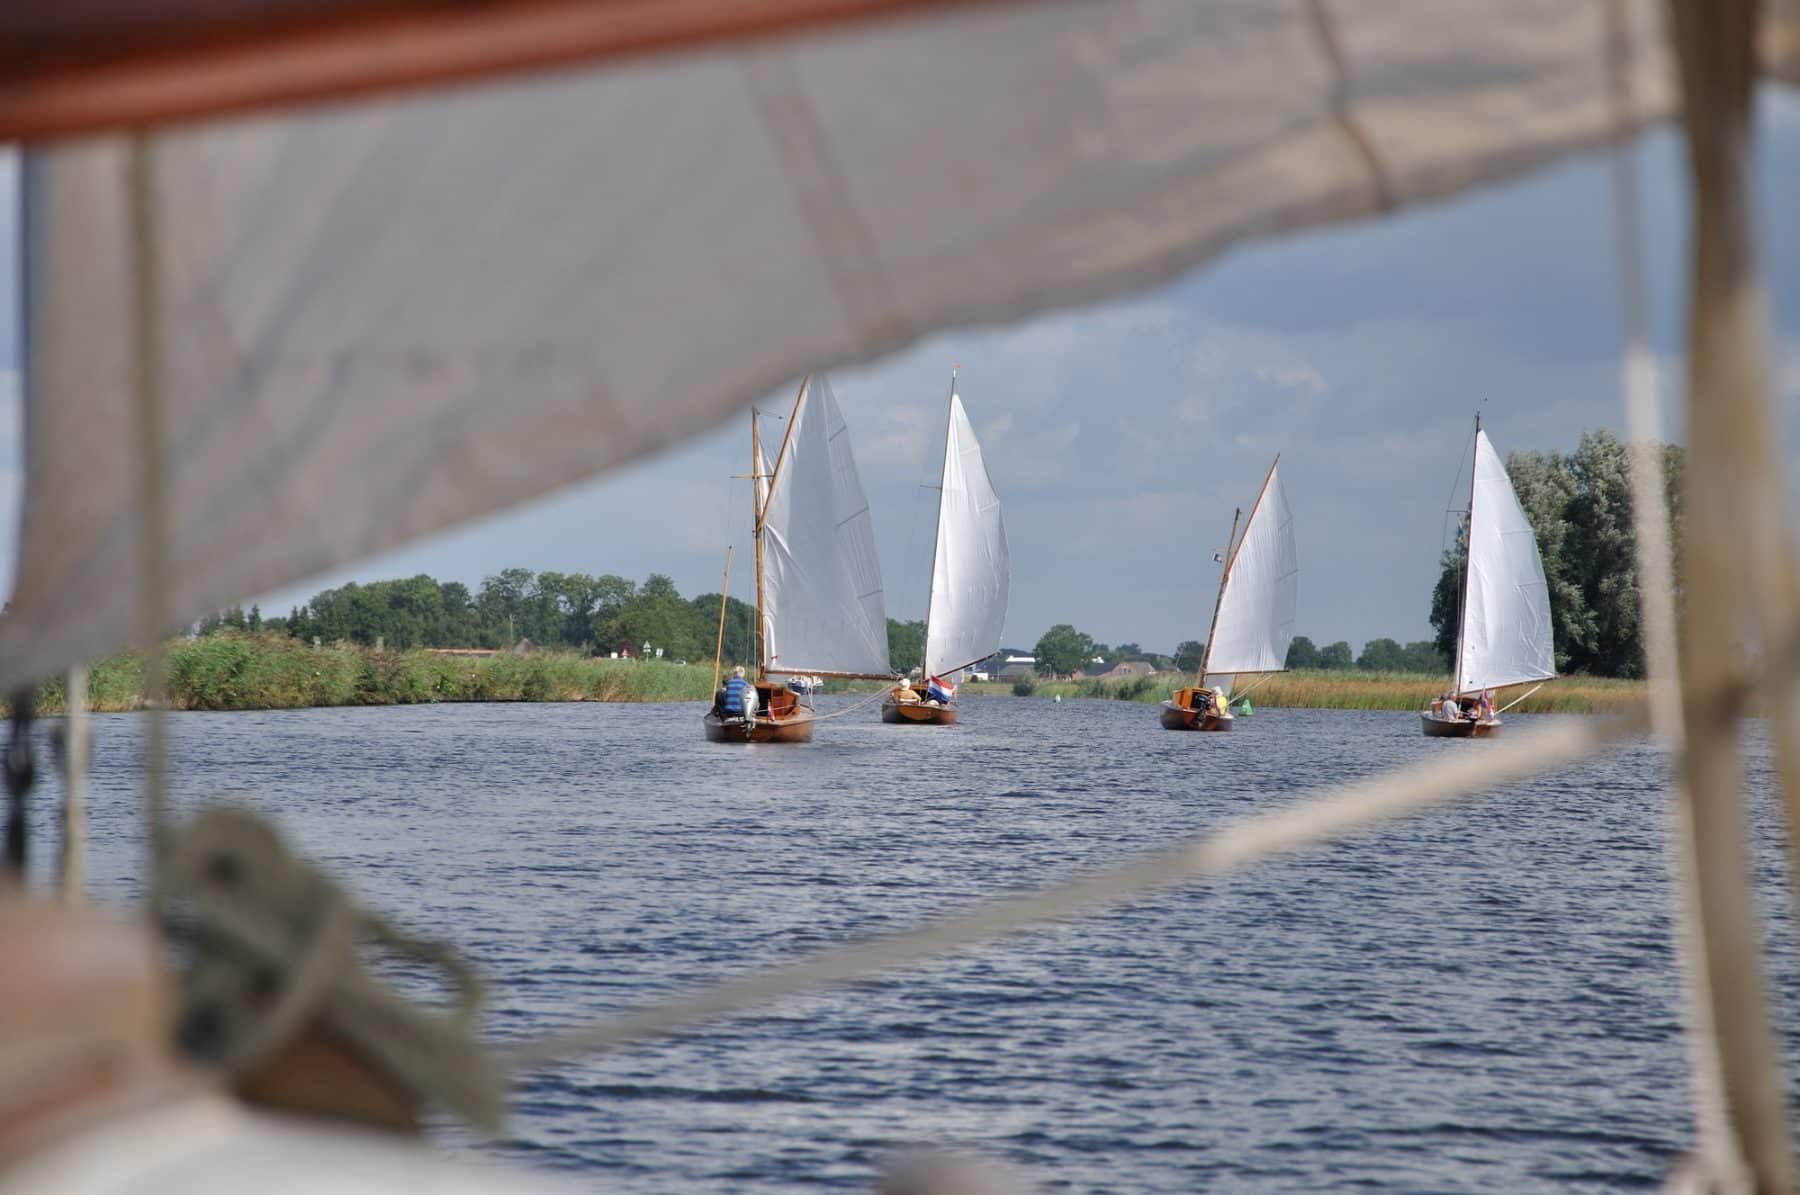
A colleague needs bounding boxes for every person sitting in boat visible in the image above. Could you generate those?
[722,666,756,718]
[1435,695,1458,720]
[894,679,920,703]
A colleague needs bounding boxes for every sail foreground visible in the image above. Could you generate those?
[1203,464,1299,677]
[1457,431,1555,695]
[759,377,890,678]
[922,391,1010,680]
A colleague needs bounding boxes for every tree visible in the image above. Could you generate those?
[1317,641,1354,670]
[887,619,925,675]
[1174,639,1206,672]
[1400,640,1447,673]
[1034,624,1094,677]
[1356,637,1408,671]
[1284,636,1320,669]
[247,605,263,632]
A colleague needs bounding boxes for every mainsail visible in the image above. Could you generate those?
[758,376,890,678]
[922,386,1009,679]
[1203,462,1299,677]
[1456,430,1556,694]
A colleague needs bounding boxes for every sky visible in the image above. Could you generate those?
[2,94,1798,658]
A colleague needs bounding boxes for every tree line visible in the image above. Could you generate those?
[1019,624,1445,678]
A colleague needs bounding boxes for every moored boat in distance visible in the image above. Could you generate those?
[882,368,1010,726]
[1161,457,1299,732]
[1420,415,1556,738]
[704,374,892,743]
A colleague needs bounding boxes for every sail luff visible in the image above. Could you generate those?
[1453,415,1479,696]
[1456,427,1556,694]
[920,368,955,677]
[1197,506,1240,685]
[758,374,890,677]
[920,381,1009,680]
[1202,459,1299,679]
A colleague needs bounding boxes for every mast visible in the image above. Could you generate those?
[1453,412,1480,696]
[751,410,766,679]
[1198,505,1242,686]
[712,546,733,694]
[920,366,956,680]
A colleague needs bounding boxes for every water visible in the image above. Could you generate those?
[16,698,1798,1190]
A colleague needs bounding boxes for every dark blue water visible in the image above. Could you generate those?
[17,699,1795,1191]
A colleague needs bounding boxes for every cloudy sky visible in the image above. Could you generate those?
[2,93,1797,657]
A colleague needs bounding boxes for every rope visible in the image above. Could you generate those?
[807,686,894,723]
[506,703,1650,1070]
[160,806,504,1132]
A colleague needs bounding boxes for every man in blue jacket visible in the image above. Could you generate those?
[722,666,758,718]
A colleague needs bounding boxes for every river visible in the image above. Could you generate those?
[18,698,1796,1191]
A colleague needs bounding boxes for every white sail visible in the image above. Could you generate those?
[759,376,890,677]
[923,388,1010,679]
[1204,463,1299,677]
[1457,430,1556,694]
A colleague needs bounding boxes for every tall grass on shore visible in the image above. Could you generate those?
[13,632,723,714]
[960,670,1644,714]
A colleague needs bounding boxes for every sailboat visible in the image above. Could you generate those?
[1421,416,1556,738]
[1161,457,1298,732]
[704,374,892,743]
[883,369,1010,725]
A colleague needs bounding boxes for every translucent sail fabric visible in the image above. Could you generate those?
[759,377,889,678]
[1458,431,1556,694]
[4,0,1798,689]
[1204,464,1299,677]
[923,389,1009,679]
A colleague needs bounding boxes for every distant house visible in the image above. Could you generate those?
[995,654,1037,680]
[1082,659,1156,681]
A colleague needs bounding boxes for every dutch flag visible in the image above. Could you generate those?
[927,675,955,703]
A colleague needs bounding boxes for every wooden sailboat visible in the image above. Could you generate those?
[1420,415,1556,738]
[704,374,892,743]
[1161,457,1299,732]
[882,369,1010,726]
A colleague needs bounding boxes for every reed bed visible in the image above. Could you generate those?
[13,632,723,713]
[961,670,1645,714]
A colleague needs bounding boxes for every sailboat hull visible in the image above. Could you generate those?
[703,683,815,743]
[880,693,958,724]
[1419,712,1499,738]
[1159,698,1233,732]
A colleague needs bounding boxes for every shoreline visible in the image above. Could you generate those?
[8,635,1645,716]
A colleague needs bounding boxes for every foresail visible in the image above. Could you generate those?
[923,391,1010,679]
[1204,464,1299,676]
[1458,431,1556,693]
[760,377,890,677]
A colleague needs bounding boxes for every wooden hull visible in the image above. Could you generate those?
[704,681,814,743]
[881,696,957,724]
[1419,712,1499,738]
[1159,700,1233,732]
[703,708,815,742]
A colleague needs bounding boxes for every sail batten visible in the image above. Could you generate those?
[922,388,1010,681]
[759,376,890,679]
[1456,430,1555,694]
[1202,463,1299,678]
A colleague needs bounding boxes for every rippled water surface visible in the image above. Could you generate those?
[23,698,1799,1191]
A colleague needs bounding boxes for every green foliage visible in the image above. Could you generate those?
[1173,639,1206,672]
[887,618,925,675]
[1033,624,1095,677]
[1011,674,1037,697]
[1284,635,1318,669]
[1428,429,1683,678]
[1316,641,1354,670]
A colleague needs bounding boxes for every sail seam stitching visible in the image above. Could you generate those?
[1305,0,1396,212]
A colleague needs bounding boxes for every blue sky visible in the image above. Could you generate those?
[3,93,1797,657]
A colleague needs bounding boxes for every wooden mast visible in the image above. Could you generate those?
[919,367,956,685]
[1452,413,1480,696]
[711,546,733,694]
[1198,505,1242,687]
